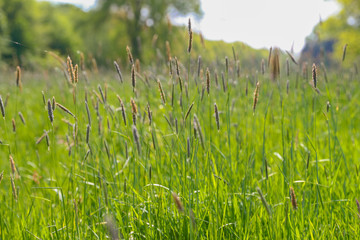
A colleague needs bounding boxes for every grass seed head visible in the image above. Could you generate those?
[52,96,56,111]
[197,56,202,78]
[225,57,229,74]
[114,61,123,82]
[74,64,79,83]
[172,192,184,213]
[270,47,280,80]
[131,64,136,92]
[131,98,137,125]
[312,63,317,88]
[188,30,193,53]
[16,66,22,91]
[98,84,106,104]
[147,103,152,125]
[206,67,210,94]
[56,102,75,118]
[0,95,5,118]
[256,187,271,216]
[214,103,220,130]
[12,118,16,132]
[47,99,54,123]
[117,96,127,126]
[135,59,141,73]
[9,155,16,175]
[36,131,47,145]
[286,58,290,77]
[85,100,91,126]
[342,43,347,62]
[290,187,298,210]
[86,124,90,144]
[158,80,166,104]
[104,215,119,240]
[126,45,134,65]
[174,57,180,76]
[253,82,260,112]
[185,102,194,121]
[11,175,17,201]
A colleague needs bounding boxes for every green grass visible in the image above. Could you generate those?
[0,53,359,239]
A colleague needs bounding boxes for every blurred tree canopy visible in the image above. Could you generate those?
[96,0,202,59]
[302,0,360,68]
[0,0,267,71]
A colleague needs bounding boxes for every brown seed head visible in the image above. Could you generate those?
[135,59,140,73]
[188,18,192,34]
[206,68,210,94]
[12,118,16,132]
[174,57,180,76]
[67,56,75,83]
[312,63,317,88]
[172,192,184,212]
[131,64,136,92]
[74,64,79,83]
[56,102,75,118]
[188,31,193,53]
[126,45,134,65]
[270,47,280,80]
[253,82,260,112]
[16,66,22,91]
[356,199,360,218]
[130,98,137,114]
[9,155,16,175]
[197,56,202,78]
[147,103,152,125]
[214,103,220,130]
[290,187,298,210]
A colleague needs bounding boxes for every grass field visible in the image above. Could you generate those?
[0,45,360,239]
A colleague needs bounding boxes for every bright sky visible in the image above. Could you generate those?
[40,0,340,53]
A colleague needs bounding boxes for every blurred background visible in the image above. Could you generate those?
[0,0,358,70]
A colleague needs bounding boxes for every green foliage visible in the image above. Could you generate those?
[305,0,360,68]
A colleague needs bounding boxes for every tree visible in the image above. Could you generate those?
[302,0,360,67]
[1,0,38,64]
[96,0,202,59]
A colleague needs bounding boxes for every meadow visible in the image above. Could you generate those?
[0,35,360,239]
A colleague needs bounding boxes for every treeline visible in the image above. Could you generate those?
[302,0,360,69]
[0,0,267,71]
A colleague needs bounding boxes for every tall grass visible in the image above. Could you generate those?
[0,39,359,239]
